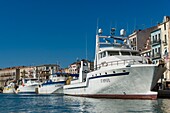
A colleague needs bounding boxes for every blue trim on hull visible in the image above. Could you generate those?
[65,72,129,90]
[89,72,129,79]
[17,92,36,95]
[42,81,65,86]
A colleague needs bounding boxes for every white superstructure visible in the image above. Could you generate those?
[37,73,67,94]
[3,83,16,94]
[16,78,40,94]
[63,28,166,99]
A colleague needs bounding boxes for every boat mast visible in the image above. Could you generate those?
[85,33,88,60]
[94,19,99,70]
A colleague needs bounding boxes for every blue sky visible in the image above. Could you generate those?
[0,0,169,68]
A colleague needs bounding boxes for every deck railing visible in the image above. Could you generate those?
[96,59,145,69]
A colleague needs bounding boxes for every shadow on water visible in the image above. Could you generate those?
[0,94,170,113]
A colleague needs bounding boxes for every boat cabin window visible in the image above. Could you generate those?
[108,51,119,56]
[131,52,140,56]
[121,51,131,55]
[100,52,106,58]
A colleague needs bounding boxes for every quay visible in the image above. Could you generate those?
[158,90,170,98]
[0,87,2,93]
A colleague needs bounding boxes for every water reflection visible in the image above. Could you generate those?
[63,96,166,113]
[0,94,170,113]
[158,99,170,113]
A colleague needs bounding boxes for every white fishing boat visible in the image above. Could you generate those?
[16,78,40,94]
[37,73,68,94]
[63,28,166,99]
[3,83,16,94]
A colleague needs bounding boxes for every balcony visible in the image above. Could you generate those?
[151,40,161,46]
[152,53,161,59]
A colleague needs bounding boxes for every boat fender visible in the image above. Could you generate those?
[66,79,71,85]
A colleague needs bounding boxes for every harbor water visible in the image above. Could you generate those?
[0,94,170,113]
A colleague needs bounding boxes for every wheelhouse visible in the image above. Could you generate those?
[98,50,140,59]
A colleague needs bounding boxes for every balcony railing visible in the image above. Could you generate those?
[97,58,146,69]
[152,53,161,59]
[151,40,161,45]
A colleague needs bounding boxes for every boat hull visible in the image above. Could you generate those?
[3,88,15,94]
[3,83,16,94]
[64,65,164,99]
[38,83,64,94]
[16,85,38,94]
[65,94,157,100]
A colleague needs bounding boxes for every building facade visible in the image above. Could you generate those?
[128,26,157,51]
[68,59,94,74]
[140,38,151,58]
[0,64,60,88]
[0,66,32,87]
[158,16,170,86]
[35,64,60,80]
[128,16,170,89]
[150,29,161,64]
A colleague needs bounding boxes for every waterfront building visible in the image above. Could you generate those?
[150,29,162,64]
[0,64,60,88]
[63,68,69,73]
[0,67,18,87]
[128,16,170,89]
[68,59,93,74]
[35,64,60,80]
[158,16,170,88]
[140,38,151,59]
[128,26,157,51]
[69,62,78,74]
[19,66,35,79]
[0,66,32,88]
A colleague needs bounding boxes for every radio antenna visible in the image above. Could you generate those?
[85,33,88,60]
[96,18,99,35]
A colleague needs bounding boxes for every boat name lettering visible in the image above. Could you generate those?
[101,79,110,83]
[55,84,62,87]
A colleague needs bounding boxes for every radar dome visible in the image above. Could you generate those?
[120,29,126,36]
[98,28,103,34]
